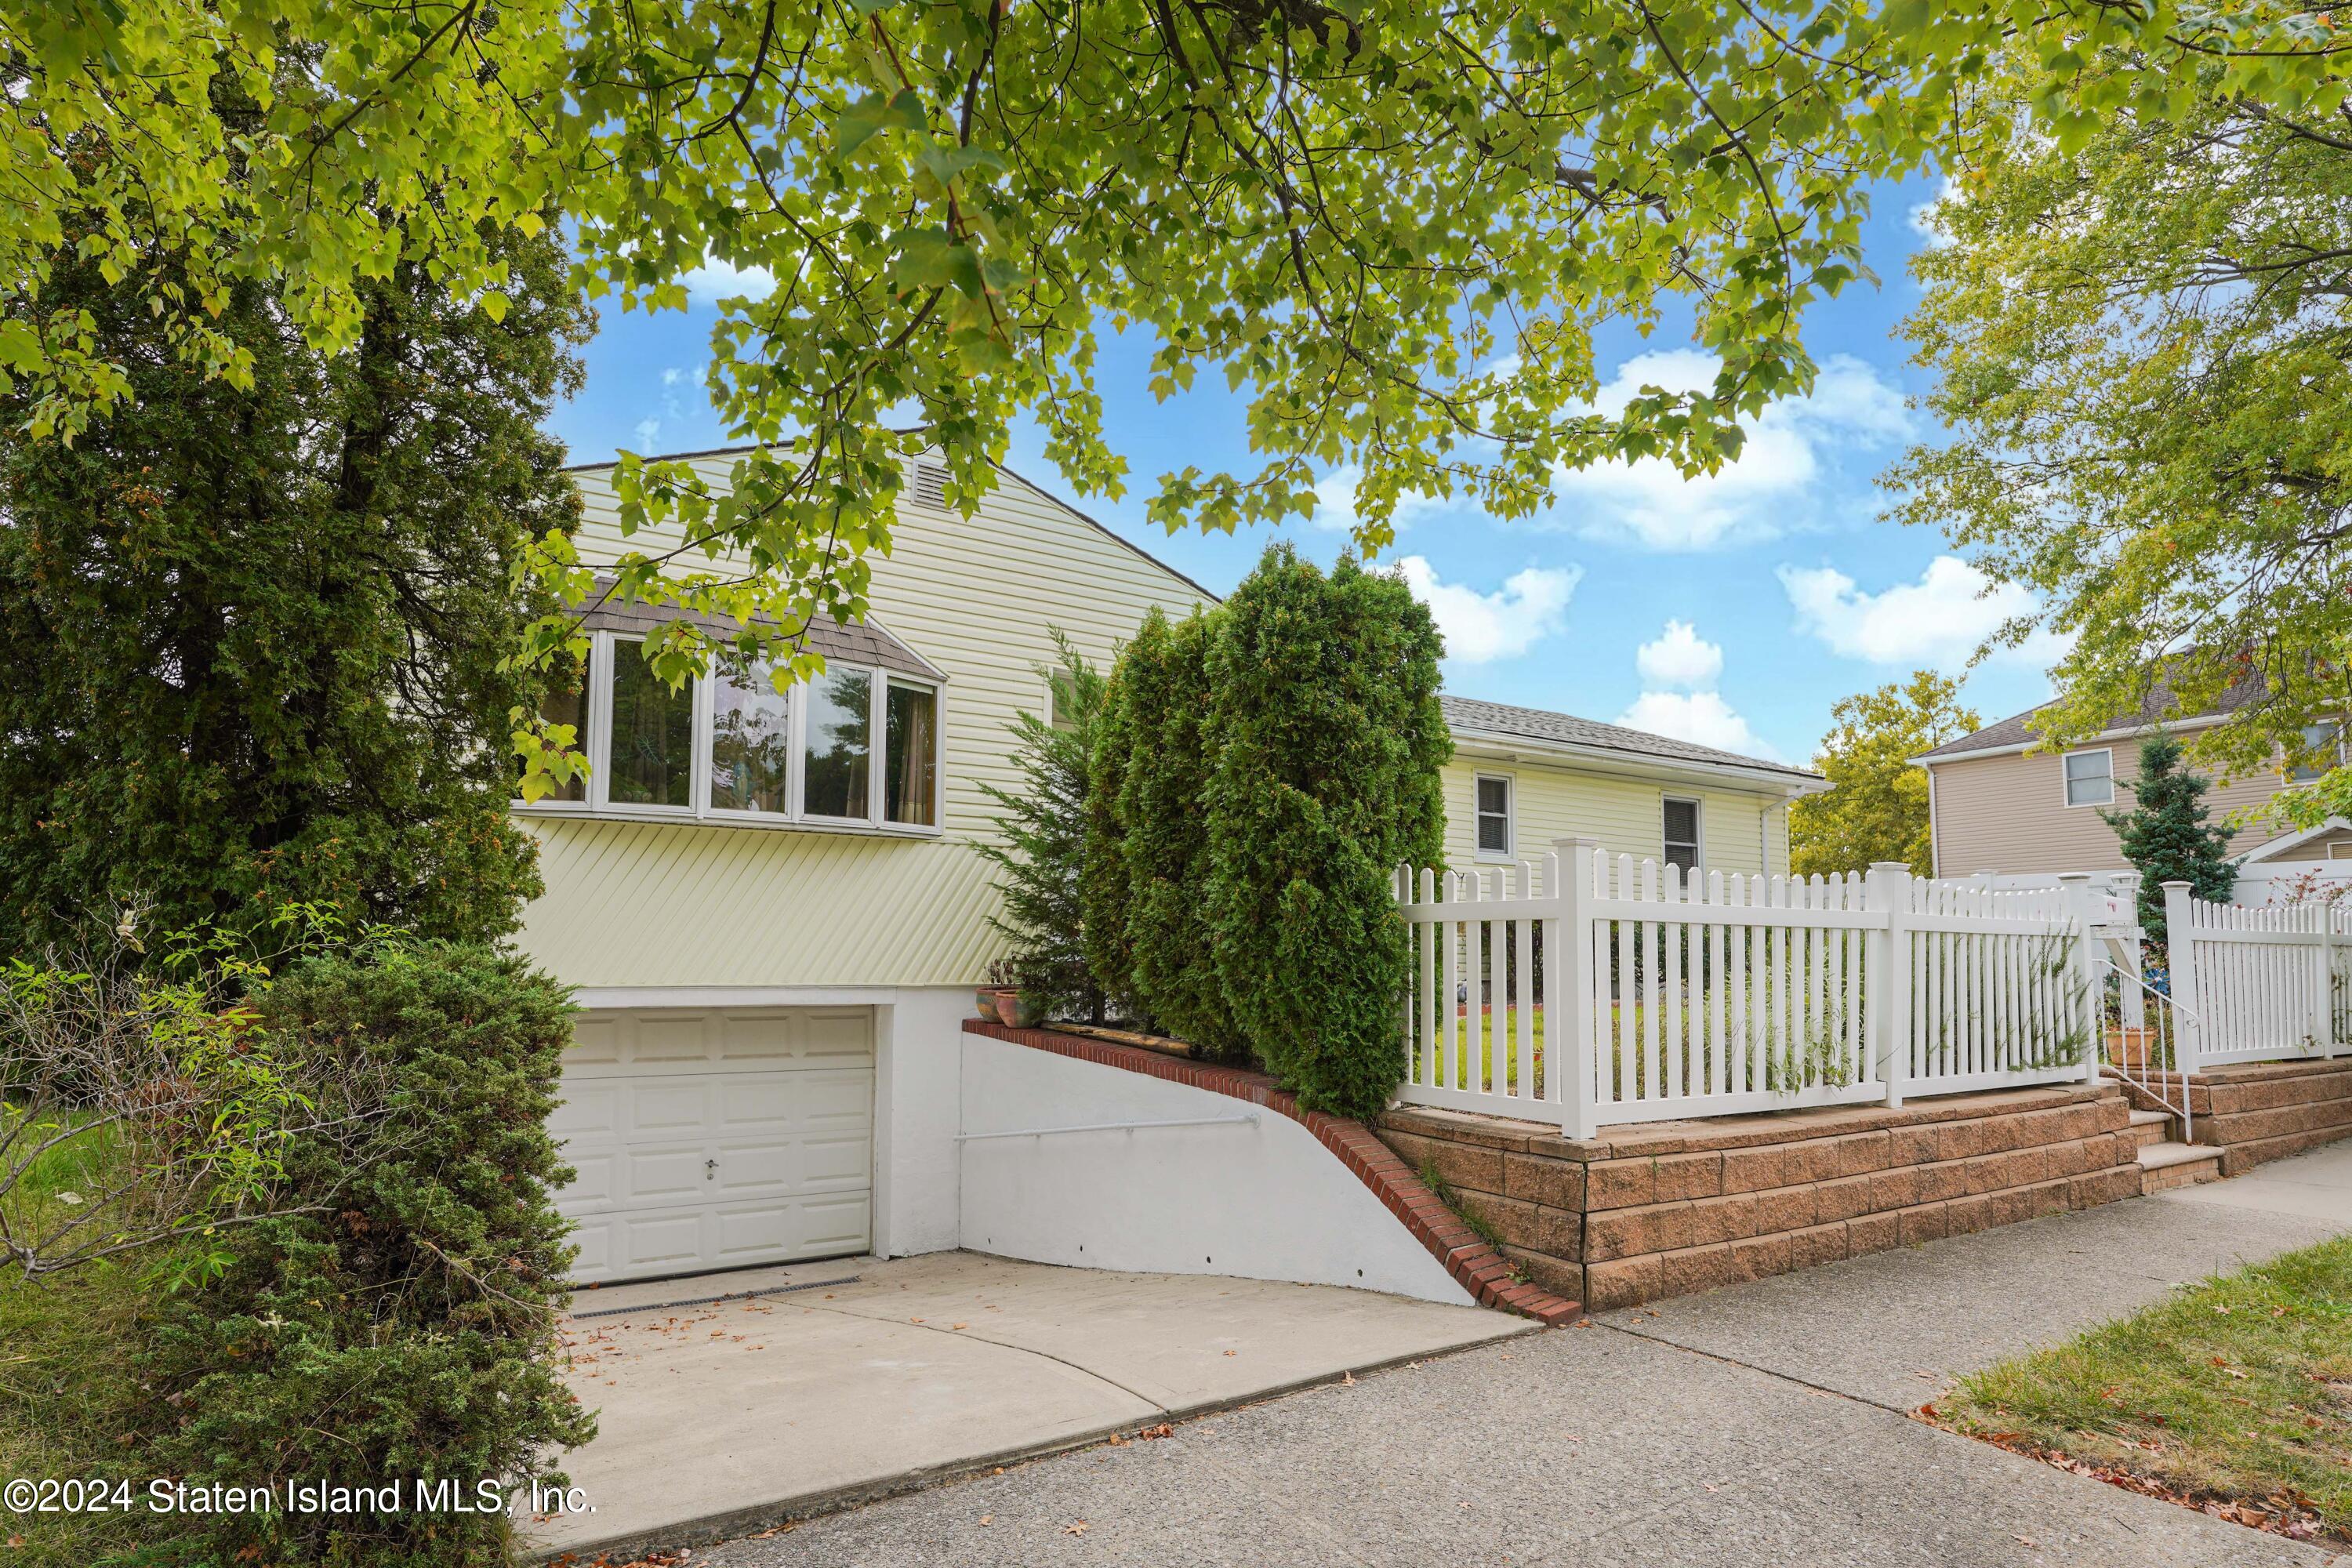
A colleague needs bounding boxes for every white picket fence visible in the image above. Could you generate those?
[2163,883,2352,1069]
[1392,837,2103,1139]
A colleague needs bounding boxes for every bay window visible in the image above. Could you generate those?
[523,630,942,833]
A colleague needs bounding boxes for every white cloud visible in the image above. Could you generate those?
[1635,619,1723,691]
[1312,463,1456,536]
[1777,555,2064,669]
[632,416,662,450]
[1539,350,1912,550]
[1617,690,1784,761]
[1396,556,1579,665]
[680,255,777,304]
[1908,176,1962,246]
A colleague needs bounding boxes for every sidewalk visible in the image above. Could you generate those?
[699,1146,2350,1568]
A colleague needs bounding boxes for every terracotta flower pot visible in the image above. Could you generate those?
[996,989,1040,1028]
[2105,1025,2155,1069]
[974,985,1004,1024]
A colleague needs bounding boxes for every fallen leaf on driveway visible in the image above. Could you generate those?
[1062,1522,1089,1536]
[979,1515,993,1526]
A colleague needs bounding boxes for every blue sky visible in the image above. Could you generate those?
[547,172,2056,767]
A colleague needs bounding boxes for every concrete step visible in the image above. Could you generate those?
[2137,1140,2224,1192]
[2128,1108,2176,1150]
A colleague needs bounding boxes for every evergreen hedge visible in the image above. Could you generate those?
[1079,660,1145,1025]
[140,942,592,1567]
[1203,547,1449,1117]
[1080,546,1447,1116]
[1118,609,1248,1061]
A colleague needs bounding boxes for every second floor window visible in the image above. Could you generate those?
[2288,723,2342,784]
[2063,749,2114,807]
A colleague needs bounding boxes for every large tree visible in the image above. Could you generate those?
[1895,54,2352,822]
[0,230,590,949]
[1789,670,1978,878]
[9,5,2347,798]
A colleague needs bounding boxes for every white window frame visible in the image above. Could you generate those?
[2061,746,2114,808]
[1472,771,1515,861]
[1661,794,1703,875]
[514,629,944,838]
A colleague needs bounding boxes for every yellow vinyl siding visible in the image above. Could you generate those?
[1439,758,1789,880]
[517,463,1212,988]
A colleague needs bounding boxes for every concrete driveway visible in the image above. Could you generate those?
[530,1251,1526,1561]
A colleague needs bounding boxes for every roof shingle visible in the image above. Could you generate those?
[1439,694,1819,782]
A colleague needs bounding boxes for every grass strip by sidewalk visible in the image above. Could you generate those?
[1925,1233,2352,1545]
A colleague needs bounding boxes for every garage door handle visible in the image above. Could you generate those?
[705,1158,717,1178]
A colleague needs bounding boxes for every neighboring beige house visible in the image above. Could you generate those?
[1918,681,2352,881]
[517,447,1822,1285]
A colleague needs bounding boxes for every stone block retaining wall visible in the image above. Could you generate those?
[1377,1084,2143,1311]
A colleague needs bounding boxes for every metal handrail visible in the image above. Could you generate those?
[2102,963,2191,1144]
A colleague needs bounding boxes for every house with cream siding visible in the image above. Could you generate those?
[519,448,1824,1286]
[1918,683,2352,885]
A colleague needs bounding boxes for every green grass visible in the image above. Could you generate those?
[1934,1235,2352,1543]
[0,1105,167,1563]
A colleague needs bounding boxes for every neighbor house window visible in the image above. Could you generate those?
[710,662,792,815]
[517,631,940,833]
[1663,797,1701,874]
[887,680,939,826]
[608,643,694,808]
[2063,749,2114,807]
[2288,723,2342,784]
[801,667,873,820]
[1475,775,1512,857]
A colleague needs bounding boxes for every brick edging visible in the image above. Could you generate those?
[963,1019,1581,1325]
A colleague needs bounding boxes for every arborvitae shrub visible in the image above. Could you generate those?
[1119,609,1249,1061]
[1080,660,1145,1023]
[1202,546,1449,1117]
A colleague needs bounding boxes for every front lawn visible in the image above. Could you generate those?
[1929,1235,2352,1544]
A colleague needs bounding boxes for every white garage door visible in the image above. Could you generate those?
[552,1007,874,1285]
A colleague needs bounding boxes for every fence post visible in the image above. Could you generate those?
[2058,873,2103,1085]
[2161,880,2204,1078]
[2316,898,2339,1055]
[1865,862,1911,1109]
[1552,837,1602,1142]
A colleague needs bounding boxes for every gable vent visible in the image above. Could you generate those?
[907,462,950,510]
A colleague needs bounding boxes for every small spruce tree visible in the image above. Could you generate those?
[2102,735,2236,947]
[974,633,1110,1020]
[1080,662,1145,1023]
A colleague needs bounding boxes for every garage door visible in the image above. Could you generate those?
[552,1007,874,1284]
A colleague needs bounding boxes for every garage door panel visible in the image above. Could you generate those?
[555,1007,874,1284]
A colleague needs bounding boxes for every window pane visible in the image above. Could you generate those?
[886,681,938,826]
[1477,815,1508,854]
[1665,843,1700,874]
[608,649,694,807]
[711,664,791,813]
[2063,752,2111,804]
[2291,723,2339,783]
[1477,777,1508,815]
[802,668,872,818]
[534,645,593,802]
[1664,799,1699,844]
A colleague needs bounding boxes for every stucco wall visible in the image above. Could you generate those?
[1930,743,2297,877]
[957,1033,1474,1304]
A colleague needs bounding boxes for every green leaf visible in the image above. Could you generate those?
[833,89,926,157]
